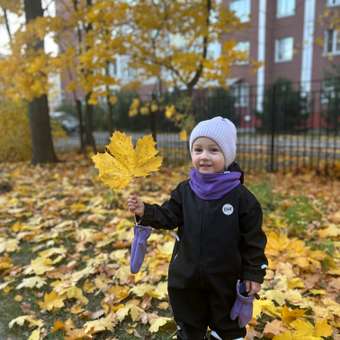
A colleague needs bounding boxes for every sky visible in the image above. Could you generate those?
[0,0,58,55]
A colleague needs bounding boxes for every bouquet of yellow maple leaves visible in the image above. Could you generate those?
[92,131,162,273]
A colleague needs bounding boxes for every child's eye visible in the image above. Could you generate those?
[194,148,202,152]
[211,148,219,152]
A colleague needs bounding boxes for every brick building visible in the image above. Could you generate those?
[224,0,340,116]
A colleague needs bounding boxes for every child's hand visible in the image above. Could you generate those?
[244,280,261,296]
[127,193,145,217]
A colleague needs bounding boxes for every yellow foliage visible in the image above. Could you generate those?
[128,98,140,117]
[92,131,162,190]
[50,119,67,139]
[0,101,32,162]
[140,106,150,115]
[8,315,43,329]
[165,105,176,119]
[149,316,172,333]
[151,102,158,112]
[179,130,188,141]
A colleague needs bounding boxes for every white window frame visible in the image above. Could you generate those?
[275,37,294,62]
[232,82,249,108]
[234,41,250,65]
[229,0,251,23]
[277,0,296,18]
[327,0,340,7]
[324,29,340,55]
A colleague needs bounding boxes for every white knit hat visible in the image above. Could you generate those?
[189,116,237,168]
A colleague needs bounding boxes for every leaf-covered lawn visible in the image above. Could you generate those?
[0,153,339,339]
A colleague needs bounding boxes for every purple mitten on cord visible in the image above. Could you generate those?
[230,280,254,328]
[130,224,152,273]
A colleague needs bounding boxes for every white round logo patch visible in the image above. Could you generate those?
[222,204,234,215]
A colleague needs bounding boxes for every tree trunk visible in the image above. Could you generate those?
[84,0,96,152]
[85,95,97,153]
[1,7,12,44]
[150,94,158,142]
[186,0,211,114]
[150,110,157,142]
[105,62,114,134]
[75,98,85,153]
[106,98,114,135]
[24,0,57,164]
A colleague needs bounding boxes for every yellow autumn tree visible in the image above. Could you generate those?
[127,0,245,94]
[0,1,128,156]
[124,0,246,134]
[0,100,31,162]
[54,0,129,150]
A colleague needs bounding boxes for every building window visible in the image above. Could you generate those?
[229,0,251,23]
[324,29,340,55]
[327,0,340,7]
[234,41,250,65]
[277,0,295,17]
[232,82,249,107]
[275,37,294,62]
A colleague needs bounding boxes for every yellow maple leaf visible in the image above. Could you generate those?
[281,306,305,325]
[0,238,19,253]
[25,257,54,276]
[0,255,12,270]
[8,315,43,329]
[116,304,131,322]
[318,224,339,238]
[272,331,294,340]
[314,319,333,337]
[28,328,41,340]
[287,277,305,289]
[92,131,162,190]
[290,319,314,337]
[253,299,281,318]
[63,286,89,305]
[130,304,144,322]
[84,314,116,334]
[107,285,130,303]
[39,291,65,311]
[149,316,172,333]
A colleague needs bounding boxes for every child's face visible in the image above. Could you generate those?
[191,137,225,173]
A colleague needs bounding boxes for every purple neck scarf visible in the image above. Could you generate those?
[189,168,241,200]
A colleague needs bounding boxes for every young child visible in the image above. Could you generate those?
[127,116,268,340]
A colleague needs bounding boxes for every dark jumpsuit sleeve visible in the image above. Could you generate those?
[239,188,268,283]
[137,183,183,230]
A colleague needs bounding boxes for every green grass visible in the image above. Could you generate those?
[283,195,322,237]
[248,180,278,212]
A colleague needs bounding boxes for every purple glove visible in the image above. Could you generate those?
[130,224,152,273]
[230,280,254,328]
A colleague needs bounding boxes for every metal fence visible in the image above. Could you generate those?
[55,80,340,174]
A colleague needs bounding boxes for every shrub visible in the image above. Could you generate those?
[0,100,32,162]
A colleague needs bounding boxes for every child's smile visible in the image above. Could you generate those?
[191,137,225,173]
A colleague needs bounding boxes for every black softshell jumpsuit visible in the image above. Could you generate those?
[138,166,268,340]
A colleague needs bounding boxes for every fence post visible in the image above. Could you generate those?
[269,84,277,172]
